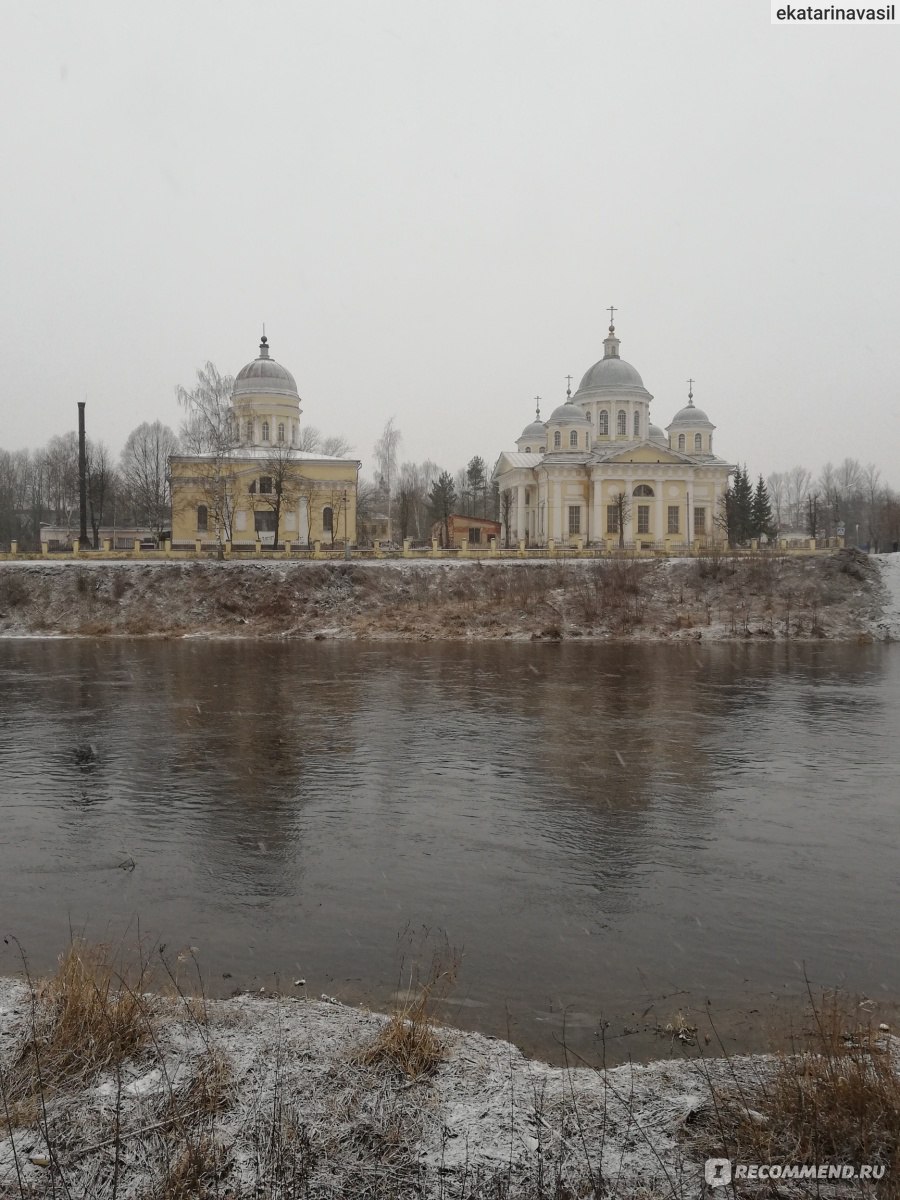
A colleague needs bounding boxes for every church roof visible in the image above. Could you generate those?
[234,335,300,400]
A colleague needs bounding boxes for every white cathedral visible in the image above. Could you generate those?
[492,316,734,549]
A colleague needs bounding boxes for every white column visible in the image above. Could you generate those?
[516,484,526,541]
[655,480,664,543]
[299,498,310,547]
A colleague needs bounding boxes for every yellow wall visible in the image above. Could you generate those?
[170,457,358,545]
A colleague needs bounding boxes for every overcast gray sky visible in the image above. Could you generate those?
[2,1,898,483]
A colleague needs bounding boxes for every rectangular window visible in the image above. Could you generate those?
[694,506,706,533]
[668,505,680,534]
[637,505,650,534]
[196,505,208,533]
[606,505,619,534]
[259,476,273,495]
[568,506,581,535]
[254,511,277,533]
[468,527,481,544]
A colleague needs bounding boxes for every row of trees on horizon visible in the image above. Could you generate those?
[1,363,899,551]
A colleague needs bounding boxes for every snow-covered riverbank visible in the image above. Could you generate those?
[0,977,819,1199]
[0,548,890,641]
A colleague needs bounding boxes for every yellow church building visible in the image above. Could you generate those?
[493,317,734,549]
[170,336,359,548]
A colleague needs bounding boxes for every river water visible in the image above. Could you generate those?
[0,639,897,1063]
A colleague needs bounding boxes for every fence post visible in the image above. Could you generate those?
[517,539,526,557]
[10,541,17,556]
[432,539,440,557]
[460,538,468,557]
[403,538,412,557]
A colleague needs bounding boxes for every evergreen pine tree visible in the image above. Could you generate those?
[751,474,776,541]
[724,465,754,546]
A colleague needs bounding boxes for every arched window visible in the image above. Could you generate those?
[553,431,561,448]
[245,420,253,442]
[586,411,592,422]
[694,433,702,451]
[678,433,685,450]
[585,432,590,448]
[539,445,546,453]
[633,484,655,497]
[633,412,640,436]
[278,423,285,443]
[322,506,333,533]
[598,411,609,435]
[262,421,270,442]
[617,410,626,435]
[569,430,578,447]
[524,446,531,454]
[196,505,208,533]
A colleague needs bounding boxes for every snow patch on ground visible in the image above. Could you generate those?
[872,553,900,639]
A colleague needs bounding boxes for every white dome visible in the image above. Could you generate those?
[519,418,547,440]
[667,400,713,429]
[233,336,300,400]
[547,400,590,425]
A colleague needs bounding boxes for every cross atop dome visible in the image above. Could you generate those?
[686,378,695,405]
[607,304,617,332]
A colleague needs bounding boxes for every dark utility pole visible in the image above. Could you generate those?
[77,402,90,550]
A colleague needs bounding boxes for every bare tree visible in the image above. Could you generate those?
[611,491,630,549]
[297,425,353,456]
[176,363,238,556]
[766,471,786,530]
[86,441,116,548]
[373,417,401,542]
[257,440,304,547]
[784,465,812,530]
[500,488,514,548]
[120,421,178,539]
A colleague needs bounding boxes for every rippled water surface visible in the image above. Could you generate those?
[1,640,898,1061]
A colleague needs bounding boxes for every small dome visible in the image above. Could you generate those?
[547,401,590,425]
[649,423,667,442]
[234,336,300,400]
[667,401,713,429]
[519,418,547,441]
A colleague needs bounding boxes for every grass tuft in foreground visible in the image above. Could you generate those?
[357,950,459,1081]
[694,989,900,1195]
[1,939,154,1126]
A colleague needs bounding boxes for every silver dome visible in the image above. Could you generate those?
[547,401,590,424]
[518,418,547,440]
[667,402,713,428]
[649,423,667,441]
[577,356,646,392]
[233,336,300,399]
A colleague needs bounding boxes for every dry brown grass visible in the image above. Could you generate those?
[357,953,458,1081]
[1,939,154,1125]
[695,991,900,1194]
[143,1133,227,1200]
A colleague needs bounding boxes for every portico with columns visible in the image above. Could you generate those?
[493,316,733,549]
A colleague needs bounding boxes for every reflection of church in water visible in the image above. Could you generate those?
[492,313,734,549]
